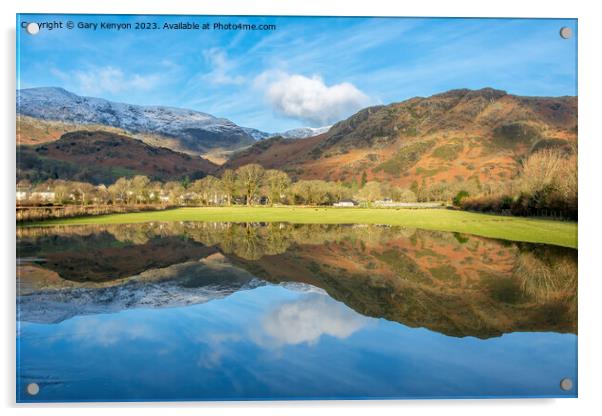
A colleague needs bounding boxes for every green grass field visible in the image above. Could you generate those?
[22,207,578,249]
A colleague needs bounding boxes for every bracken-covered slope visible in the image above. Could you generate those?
[17,87,261,155]
[17,130,218,184]
[224,88,577,186]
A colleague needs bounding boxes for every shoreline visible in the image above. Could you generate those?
[18,206,578,249]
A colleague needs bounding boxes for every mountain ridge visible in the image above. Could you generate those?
[17,87,259,155]
[276,125,331,139]
[224,88,577,187]
[17,87,577,187]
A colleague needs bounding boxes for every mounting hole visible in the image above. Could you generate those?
[26,22,40,35]
[26,382,40,395]
[560,378,573,391]
[559,27,572,39]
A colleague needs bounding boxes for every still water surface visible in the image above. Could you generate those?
[16,222,577,401]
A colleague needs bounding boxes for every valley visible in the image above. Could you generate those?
[16,87,578,222]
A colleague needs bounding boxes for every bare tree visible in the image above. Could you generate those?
[148,181,163,204]
[264,170,291,206]
[95,184,110,204]
[355,181,383,205]
[72,182,96,205]
[131,175,151,204]
[163,181,185,205]
[395,188,417,202]
[520,149,574,196]
[292,180,330,205]
[236,164,265,206]
[108,177,130,205]
[52,181,70,204]
[327,181,352,203]
[221,169,237,206]
[190,176,223,206]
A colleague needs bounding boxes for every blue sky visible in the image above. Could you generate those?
[17,15,577,132]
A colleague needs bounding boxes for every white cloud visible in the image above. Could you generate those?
[258,293,369,347]
[51,66,161,96]
[196,332,241,369]
[201,48,244,86]
[66,318,158,347]
[256,71,370,126]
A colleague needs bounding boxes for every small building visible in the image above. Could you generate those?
[16,185,30,202]
[16,191,28,202]
[30,191,56,202]
[333,199,358,207]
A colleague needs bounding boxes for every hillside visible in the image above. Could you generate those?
[17,130,218,184]
[17,114,134,146]
[224,88,577,187]
[17,87,262,155]
[221,134,327,170]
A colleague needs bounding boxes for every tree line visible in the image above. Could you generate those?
[17,164,420,207]
[17,147,578,220]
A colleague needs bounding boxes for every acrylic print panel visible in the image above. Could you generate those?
[16,14,578,402]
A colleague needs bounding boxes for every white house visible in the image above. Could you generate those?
[30,191,56,202]
[333,199,358,207]
[16,191,28,202]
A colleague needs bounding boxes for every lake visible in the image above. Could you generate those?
[16,222,578,401]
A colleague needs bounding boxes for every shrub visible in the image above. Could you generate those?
[458,148,577,220]
[452,190,470,206]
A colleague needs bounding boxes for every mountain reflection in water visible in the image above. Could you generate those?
[16,222,578,401]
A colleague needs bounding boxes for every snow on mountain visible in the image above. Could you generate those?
[17,255,325,324]
[18,259,266,324]
[276,126,331,139]
[17,87,256,153]
[241,127,272,141]
[245,126,331,141]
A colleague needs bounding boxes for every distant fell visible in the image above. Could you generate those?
[224,88,577,188]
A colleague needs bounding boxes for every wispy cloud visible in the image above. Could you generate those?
[19,15,577,131]
[196,332,242,369]
[66,318,158,347]
[200,48,245,86]
[51,65,162,96]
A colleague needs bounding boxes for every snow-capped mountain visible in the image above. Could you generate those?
[17,253,325,324]
[245,126,331,141]
[241,127,272,141]
[276,126,331,139]
[18,259,266,324]
[17,87,257,153]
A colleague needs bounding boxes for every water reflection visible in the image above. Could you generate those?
[16,222,577,401]
[258,293,369,347]
[18,222,577,338]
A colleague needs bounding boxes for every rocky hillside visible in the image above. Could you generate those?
[17,87,261,155]
[17,130,217,184]
[225,88,577,187]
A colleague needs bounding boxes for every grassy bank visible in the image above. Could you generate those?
[16,204,173,223]
[21,206,578,249]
